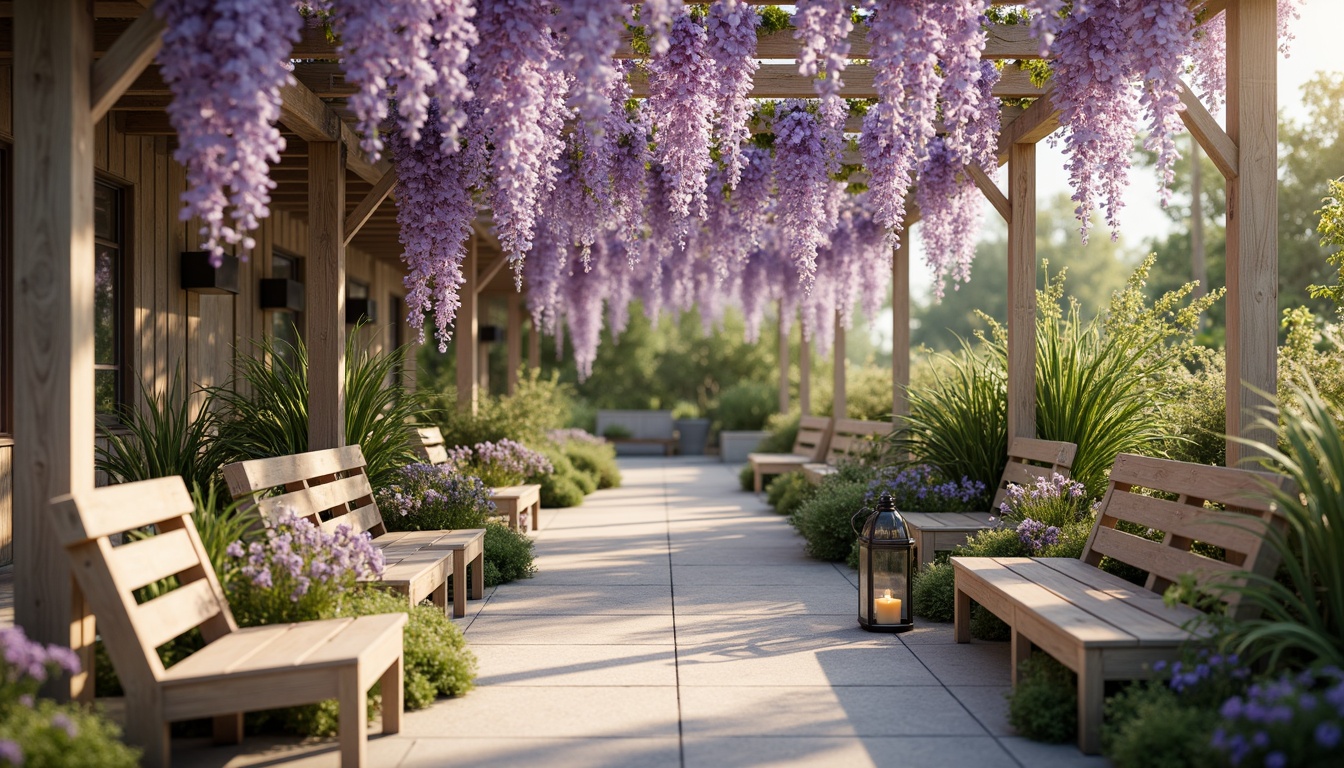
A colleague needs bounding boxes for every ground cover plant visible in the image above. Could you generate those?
[0,627,140,768]
[445,439,553,488]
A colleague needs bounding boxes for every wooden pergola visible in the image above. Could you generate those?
[8,0,1277,699]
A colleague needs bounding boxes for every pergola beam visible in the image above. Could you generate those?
[342,168,396,247]
[1178,80,1239,179]
[88,8,162,121]
[968,165,1010,222]
[996,88,1059,165]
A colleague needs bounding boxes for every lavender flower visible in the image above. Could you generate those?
[0,739,21,766]
[997,473,1092,529]
[1016,518,1061,553]
[226,508,384,609]
[375,463,498,533]
[49,713,78,740]
[865,465,986,513]
[1212,666,1344,767]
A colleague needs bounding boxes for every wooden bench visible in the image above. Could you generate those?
[904,438,1078,565]
[802,418,893,483]
[414,426,542,533]
[747,415,833,493]
[49,477,406,768]
[953,453,1289,753]
[223,446,485,618]
[596,409,678,456]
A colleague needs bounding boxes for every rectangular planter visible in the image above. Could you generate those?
[719,430,769,463]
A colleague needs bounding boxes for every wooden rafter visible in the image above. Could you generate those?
[968,164,1009,221]
[342,168,397,247]
[1178,79,1238,179]
[995,87,1059,165]
[89,9,163,121]
[477,256,508,294]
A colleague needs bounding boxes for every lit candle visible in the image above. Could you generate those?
[874,589,903,625]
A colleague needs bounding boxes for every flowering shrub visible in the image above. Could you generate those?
[994,473,1094,529]
[864,465,986,513]
[444,440,554,488]
[224,509,384,626]
[1213,667,1344,768]
[376,463,497,532]
[1016,518,1061,553]
[0,627,140,767]
[547,428,605,447]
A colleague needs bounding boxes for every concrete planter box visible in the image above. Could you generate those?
[719,430,769,463]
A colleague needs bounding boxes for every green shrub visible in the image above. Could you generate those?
[211,331,422,492]
[1007,654,1077,743]
[563,441,621,488]
[570,467,598,495]
[429,370,577,448]
[375,464,494,532]
[0,699,140,768]
[767,472,814,517]
[602,424,632,440]
[758,412,801,454]
[912,562,957,622]
[1103,684,1220,768]
[818,364,894,421]
[539,473,586,508]
[483,521,538,586]
[340,589,476,709]
[739,463,756,491]
[95,373,233,496]
[717,381,777,431]
[790,479,868,562]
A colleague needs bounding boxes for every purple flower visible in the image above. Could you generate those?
[0,739,22,766]
[1264,752,1286,768]
[1315,722,1342,750]
[50,713,78,739]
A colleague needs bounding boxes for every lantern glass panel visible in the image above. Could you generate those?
[858,544,870,623]
[872,548,909,624]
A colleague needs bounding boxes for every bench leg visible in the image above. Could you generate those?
[754,467,763,494]
[212,713,243,745]
[508,509,520,531]
[1010,628,1032,687]
[338,667,368,767]
[954,584,972,643]
[452,551,467,618]
[471,552,485,599]
[380,655,403,735]
[125,703,170,768]
[531,501,541,532]
[1077,649,1105,755]
[431,578,449,617]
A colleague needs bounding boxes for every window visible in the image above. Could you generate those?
[0,145,10,437]
[270,252,302,368]
[93,180,127,422]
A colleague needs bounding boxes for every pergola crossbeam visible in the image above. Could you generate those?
[342,168,397,247]
[995,88,1059,165]
[89,8,162,121]
[968,164,1010,221]
[1178,80,1238,179]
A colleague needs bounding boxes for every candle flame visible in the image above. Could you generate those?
[883,589,891,599]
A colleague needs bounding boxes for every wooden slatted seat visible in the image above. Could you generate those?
[414,426,543,533]
[747,416,833,493]
[905,437,1078,564]
[48,477,406,768]
[222,446,485,618]
[801,418,893,483]
[953,453,1290,754]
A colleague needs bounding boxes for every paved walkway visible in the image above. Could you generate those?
[7,458,1109,766]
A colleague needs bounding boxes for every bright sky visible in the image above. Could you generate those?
[902,1,1344,307]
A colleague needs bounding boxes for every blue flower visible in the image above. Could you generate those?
[1263,751,1286,768]
[1316,721,1342,750]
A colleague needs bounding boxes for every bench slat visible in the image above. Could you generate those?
[1103,492,1265,555]
[997,559,1191,644]
[1010,437,1078,468]
[1090,525,1240,587]
[1108,454,1282,512]
[256,473,373,524]
[137,578,225,651]
[1032,558,1209,631]
[224,446,369,496]
[110,528,202,592]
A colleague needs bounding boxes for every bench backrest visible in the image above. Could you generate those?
[1081,453,1290,621]
[793,415,834,461]
[49,477,238,687]
[822,418,892,465]
[415,426,450,466]
[222,445,387,538]
[595,410,676,440]
[992,437,1079,510]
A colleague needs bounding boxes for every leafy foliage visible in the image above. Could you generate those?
[483,521,537,587]
[716,380,776,432]
[339,589,476,709]
[789,478,868,562]
[562,440,622,490]
[426,370,577,448]
[212,331,421,492]
[376,464,496,532]
[766,472,815,518]
[1007,654,1077,744]
[912,562,957,622]
[1313,176,1344,318]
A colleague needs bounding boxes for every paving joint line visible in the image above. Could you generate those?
[663,458,687,768]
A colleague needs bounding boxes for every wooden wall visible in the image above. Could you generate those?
[0,63,413,564]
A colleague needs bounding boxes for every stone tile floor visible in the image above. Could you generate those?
[2,458,1110,767]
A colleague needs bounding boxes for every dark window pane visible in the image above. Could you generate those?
[94,250,117,366]
[95,369,118,416]
[272,313,301,370]
[273,254,295,281]
[94,183,118,242]
[348,280,368,300]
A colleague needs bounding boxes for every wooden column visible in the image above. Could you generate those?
[1007,143,1038,441]
[527,316,541,371]
[1224,0,1278,464]
[777,304,790,413]
[477,301,491,395]
[833,316,847,419]
[892,236,911,422]
[307,142,346,451]
[506,292,523,394]
[456,235,479,413]
[14,0,96,700]
[799,335,812,416]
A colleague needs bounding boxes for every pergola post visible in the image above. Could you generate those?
[832,315,847,419]
[477,300,491,394]
[506,291,523,394]
[892,235,910,422]
[777,304,790,413]
[527,316,541,371]
[13,0,97,700]
[1224,0,1278,464]
[307,141,347,451]
[456,235,479,414]
[799,334,812,416]
[1007,143,1038,441]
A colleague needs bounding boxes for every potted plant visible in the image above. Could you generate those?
[715,381,775,463]
[672,401,710,456]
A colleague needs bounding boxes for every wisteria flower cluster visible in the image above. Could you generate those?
[376,463,498,531]
[225,509,384,624]
[864,465,987,513]
[647,11,717,240]
[1212,666,1344,768]
[994,472,1093,529]
[1015,518,1061,553]
[547,428,606,447]
[706,0,760,189]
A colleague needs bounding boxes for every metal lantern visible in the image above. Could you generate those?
[852,492,915,632]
